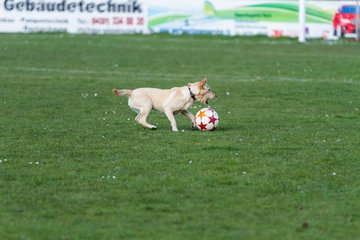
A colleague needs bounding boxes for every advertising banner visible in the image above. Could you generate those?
[0,0,148,34]
[148,0,357,39]
[148,0,234,35]
[0,0,358,38]
[202,0,348,38]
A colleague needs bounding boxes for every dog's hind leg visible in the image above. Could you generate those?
[129,98,156,129]
[136,108,157,130]
[135,113,140,122]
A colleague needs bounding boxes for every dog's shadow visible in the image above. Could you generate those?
[179,124,243,133]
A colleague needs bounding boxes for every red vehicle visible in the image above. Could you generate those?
[333,5,360,37]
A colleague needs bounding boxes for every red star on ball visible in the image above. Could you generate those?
[198,121,208,130]
[209,116,217,124]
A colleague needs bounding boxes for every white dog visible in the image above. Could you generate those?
[112,78,216,131]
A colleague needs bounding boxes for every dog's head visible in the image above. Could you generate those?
[189,77,217,104]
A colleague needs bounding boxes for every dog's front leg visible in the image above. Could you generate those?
[181,110,195,128]
[165,110,178,132]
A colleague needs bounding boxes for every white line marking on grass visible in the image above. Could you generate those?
[0,66,359,84]
[0,66,191,78]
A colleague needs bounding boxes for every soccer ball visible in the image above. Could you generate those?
[195,108,219,131]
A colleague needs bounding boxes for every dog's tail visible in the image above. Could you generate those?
[112,88,132,97]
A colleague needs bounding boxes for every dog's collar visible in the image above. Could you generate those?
[188,87,197,101]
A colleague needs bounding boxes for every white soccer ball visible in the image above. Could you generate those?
[195,108,219,131]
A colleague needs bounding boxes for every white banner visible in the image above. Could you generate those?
[0,0,358,38]
[0,0,148,34]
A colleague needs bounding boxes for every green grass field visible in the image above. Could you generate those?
[1,33,360,239]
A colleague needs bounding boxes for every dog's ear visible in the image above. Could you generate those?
[199,78,207,88]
